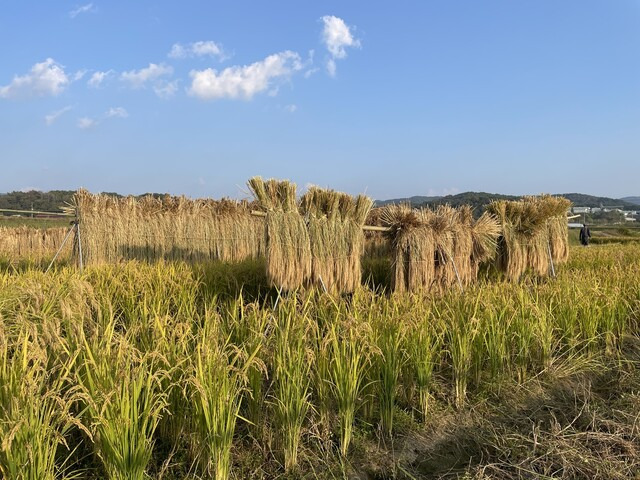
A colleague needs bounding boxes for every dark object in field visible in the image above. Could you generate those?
[580,224,591,246]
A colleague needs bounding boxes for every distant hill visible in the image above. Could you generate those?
[559,193,637,209]
[0,190,76,213]
[1,189,638,216]
[621,196,640,206]
[375,195,441,206]
[376,192,639,214]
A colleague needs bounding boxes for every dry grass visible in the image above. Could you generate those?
[0,226,72,261]
[75,189,265,266]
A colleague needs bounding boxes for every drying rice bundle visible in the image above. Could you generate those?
[300,187,373,293]
[470,212,501,277]
[75,189,265,265]
[538,195,571,264]
[382,203,499,293]
[489,200,535,281]
[381,204,436,293]
[488,195,571,280]
[0,226,72,260]
[247,177,311,290]
[430,206,459,292]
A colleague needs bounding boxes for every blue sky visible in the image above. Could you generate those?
[1,1,639,200]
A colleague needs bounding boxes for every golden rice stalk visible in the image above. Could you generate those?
[470,212,500,265]
[487,195,571,280]
[75,189,265,265]
[248,177,311,290]
[381,204,435,293]
[0,226,72,261]
[300,187,373,294]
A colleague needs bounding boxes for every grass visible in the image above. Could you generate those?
[0,216,71,229]
[0,244,639,478]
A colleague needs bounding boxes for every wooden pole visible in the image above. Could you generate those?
[250,210,391,232]
[45,223,76,273]
[0,208,73,217]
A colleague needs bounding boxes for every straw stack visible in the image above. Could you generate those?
[0,226,72,261]
[75,189,265,265]
[381,204,500,293]
[381,204,435,293]
[300,187,373,293]
[487,195,571,281]
[247,177,311,290]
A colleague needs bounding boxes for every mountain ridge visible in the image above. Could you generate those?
[0,189,638,214]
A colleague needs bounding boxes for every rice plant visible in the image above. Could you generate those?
[76,321,168,480]
[328,320,370,455]
[270,297,312,472]
[190,314,260,480]
[0,327,80,480]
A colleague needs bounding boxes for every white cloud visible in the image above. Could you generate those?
[188,50,303,100]
[284,104,297,113]
[106,107,128,118]
[326,59,336,77]
[73,69,87,81]
[0,58,69,99]
[69,3,94,18]
[88,70,113,88]
[120,63,173,88]
[154,80,179,98]
[169,41,227,60]
[321,15,361,76]
[45,105,73,125]
[77,117,96,129]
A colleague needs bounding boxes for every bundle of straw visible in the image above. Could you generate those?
[75,189,265,265]
[300,187,373,293]
[381,204,436,293]
[247,177,311,290]
[0,226,72,261]
[487,195,571,281]
[381,204,500,293]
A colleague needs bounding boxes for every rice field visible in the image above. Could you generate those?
[1,243,639,479]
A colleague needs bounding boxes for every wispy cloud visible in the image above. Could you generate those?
[0,58,69,99]
[169,41,228,61]
[121,63,173,88]
[87,70,113,88]
[120,63,174,98]
[72,70,87,81]
[321,15,361,76]
[153,80,179,98]
[69,3,95,19]
[77,117,96,129]
[188,50,304,100]
[106,107,128,118]
[284,104,297,113]
[78,107,129,129]
[45,105,73,125]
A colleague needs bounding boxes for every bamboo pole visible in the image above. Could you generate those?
[0,208,73,216]
[250,210,391,232]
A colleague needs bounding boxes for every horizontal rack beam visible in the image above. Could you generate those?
[0,208,74,217]
[250,210,391,232]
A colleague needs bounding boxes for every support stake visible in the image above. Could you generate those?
[75,219,84,272]
[547,241,556,278]
[46,222,76,273]
[445,249,464,293]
